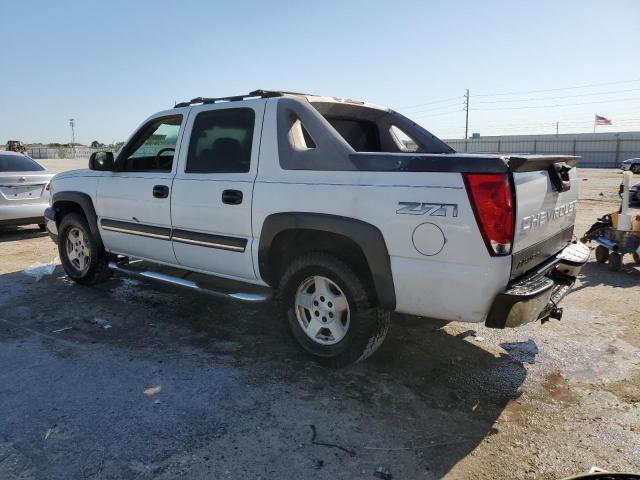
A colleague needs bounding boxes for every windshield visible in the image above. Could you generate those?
[0,154,45,172]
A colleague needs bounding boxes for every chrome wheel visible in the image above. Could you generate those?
[295,275,350,345]
[65,227,91,274]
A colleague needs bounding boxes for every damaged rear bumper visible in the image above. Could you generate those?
[486,242,590,328]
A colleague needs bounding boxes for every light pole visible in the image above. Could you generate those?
[69,118,76,157]
[69,118,76,144]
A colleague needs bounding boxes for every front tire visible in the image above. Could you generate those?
[58,212,111,285]
[278,252,390,368]
[632,164,640,174]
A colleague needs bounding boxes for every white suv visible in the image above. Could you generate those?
[45,90,589,367]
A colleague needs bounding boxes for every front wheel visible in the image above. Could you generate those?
[632,164,640,174]
[278,252,390,368]
[58,212,111,285]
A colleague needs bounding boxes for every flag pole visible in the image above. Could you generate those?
[594,114,596,133]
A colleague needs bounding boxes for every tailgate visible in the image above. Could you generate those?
[508,155,579,279]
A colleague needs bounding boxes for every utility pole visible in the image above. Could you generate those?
[463,89,470,140]
[556,121,559,136]
[69,118,76,145]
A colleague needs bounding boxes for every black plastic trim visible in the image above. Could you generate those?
[172,229,247,252]
[99,220,247,252]
[258,212,396,309]
[52,191,103,249]
[101,219,171,239]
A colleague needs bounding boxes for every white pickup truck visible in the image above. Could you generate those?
[45,90,589,367]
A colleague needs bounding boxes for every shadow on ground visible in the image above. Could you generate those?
[0,226,47,243]
[0,267,528,479]
[572,259,640,293]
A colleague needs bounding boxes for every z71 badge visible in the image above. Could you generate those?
[396,202,458,217]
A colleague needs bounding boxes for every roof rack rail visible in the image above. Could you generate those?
[173,89,315,108]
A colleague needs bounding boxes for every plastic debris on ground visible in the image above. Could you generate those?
[93,317,112,330]
[144,386,162,396]
[374,466,393,480]
[23,258,59,282]
[44,428,54,440]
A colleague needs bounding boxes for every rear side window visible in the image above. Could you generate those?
[326,118,380,152]
[0,154,45,172]
[186,108,255,173]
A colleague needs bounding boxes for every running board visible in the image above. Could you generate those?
[107,262,271,303]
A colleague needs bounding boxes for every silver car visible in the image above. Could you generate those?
[0,151,53,230]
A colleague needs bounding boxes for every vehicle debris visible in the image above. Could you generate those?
[144,386,162,396]
[374,465,393,480]
[93,317,112,329]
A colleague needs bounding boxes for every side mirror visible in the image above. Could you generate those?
[89,151,115,171]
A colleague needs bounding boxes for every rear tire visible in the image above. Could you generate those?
[58,212,111,285]
[595,245,610,263]
[608,252,622,272]
[278,252,390,368]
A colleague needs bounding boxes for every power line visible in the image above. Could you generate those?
[471,96,640,111]
[475,87,640,104]
[409,108,463,118]
[400,101,463,114]
[474,78,640,97]
[395,95,462,109]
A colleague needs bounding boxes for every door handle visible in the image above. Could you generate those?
[153,185,169,199]
[222,189,243,205]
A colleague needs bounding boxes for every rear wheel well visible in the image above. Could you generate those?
[268,229,378,304]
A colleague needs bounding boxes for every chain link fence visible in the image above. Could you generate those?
[27,146,115,159]
[444,138,640,168]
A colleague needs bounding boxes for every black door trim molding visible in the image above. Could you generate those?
[99,219,247,252]
[101,219,171,240]
[172,229,247,252]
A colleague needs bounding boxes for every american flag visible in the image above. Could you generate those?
[595,114,612,125]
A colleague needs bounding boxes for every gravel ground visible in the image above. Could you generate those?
[0,160,638,479]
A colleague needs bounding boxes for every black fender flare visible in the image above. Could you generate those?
[52,191,103,249]
[258,212,396,309]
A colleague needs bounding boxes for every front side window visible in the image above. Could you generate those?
[186,108,255,173]
[119,116,182,172]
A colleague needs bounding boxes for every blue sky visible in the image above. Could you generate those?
[1,0,639,144]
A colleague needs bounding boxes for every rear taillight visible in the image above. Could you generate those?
[463,173,514,256]
[45,182,51,191]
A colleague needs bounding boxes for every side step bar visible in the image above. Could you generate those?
[107,262,271,303]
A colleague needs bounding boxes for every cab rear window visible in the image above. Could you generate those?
[0,154,45,172]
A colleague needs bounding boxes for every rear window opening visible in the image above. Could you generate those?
[325,117,380,152]
[0,154,45,172]
[288,115,317,150]
[309,101,452,154]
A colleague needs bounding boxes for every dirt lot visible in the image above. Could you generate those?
[0,160,638,479]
